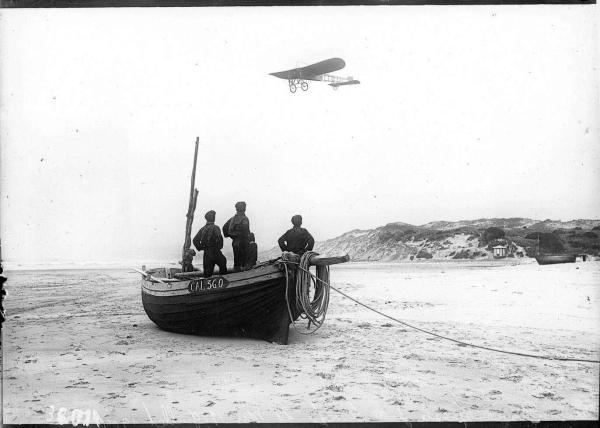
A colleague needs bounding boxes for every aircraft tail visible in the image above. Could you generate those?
[329,80,360,88]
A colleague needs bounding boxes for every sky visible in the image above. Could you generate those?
[1,5,599,266]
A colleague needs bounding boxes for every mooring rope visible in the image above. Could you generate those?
[290,263,599,365]
[283,252,331,334]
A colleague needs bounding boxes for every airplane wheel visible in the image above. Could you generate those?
[301,82,308,91]
[289,84,297,93]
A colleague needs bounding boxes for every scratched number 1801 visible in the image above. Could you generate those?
[46,406,102,426]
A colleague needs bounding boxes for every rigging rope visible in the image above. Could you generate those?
[283,251,330,335]
[289,263,599,365]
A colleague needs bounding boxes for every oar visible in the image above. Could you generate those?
[132,268,166,284]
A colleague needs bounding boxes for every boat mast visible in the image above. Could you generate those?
[181,137,200,266]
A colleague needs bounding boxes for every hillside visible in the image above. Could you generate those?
[260,218,600,261]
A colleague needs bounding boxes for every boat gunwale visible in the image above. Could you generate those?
[141,262,286,295]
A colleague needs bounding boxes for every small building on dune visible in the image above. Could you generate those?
[493,245,508,258]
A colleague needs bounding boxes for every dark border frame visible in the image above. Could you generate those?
[0,0,596,7]
[3,421,600,428]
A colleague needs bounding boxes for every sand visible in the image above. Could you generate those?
[2,260,599,423]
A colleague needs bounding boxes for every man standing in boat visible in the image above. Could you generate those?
[247,232,258,267]
[278,215,315,255]
[192,210,228,277]
[223,201,251,272]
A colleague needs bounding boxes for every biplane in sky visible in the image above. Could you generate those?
[269,58,360,93]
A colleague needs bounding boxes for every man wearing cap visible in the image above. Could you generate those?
[193,210,228,277]
[278,215,315,255]
[223,202,251,272]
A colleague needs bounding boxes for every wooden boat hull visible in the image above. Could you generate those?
[141,262,300,344]
[535,254,576,265]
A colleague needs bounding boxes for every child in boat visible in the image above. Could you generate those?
[247,233,258,268]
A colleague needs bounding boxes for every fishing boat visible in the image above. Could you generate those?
[136,138,349,344]
[139,253,348,344]
[534,254,576,265]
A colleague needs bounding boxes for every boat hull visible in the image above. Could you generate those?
[141,263,299,344]
[535,254,576,265]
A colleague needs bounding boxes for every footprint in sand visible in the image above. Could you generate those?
[500,375,523,383]
[532,392,563,401]
[316,372,334,380]
[403,353,424,361]
[334,362,351,369]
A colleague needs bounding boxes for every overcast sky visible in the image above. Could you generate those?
[1,5,598,265]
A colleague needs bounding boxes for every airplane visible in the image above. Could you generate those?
[269,58,360,93]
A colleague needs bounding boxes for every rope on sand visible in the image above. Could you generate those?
[292,263,600,365]
[283,252,330,335]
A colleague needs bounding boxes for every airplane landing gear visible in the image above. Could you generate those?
[288,79,307,93]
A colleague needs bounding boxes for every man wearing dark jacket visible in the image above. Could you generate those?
[223,201,250,272]
[278,215,314,255]
[193,210,228,277]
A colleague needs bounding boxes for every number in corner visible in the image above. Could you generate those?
[46,406,103,426]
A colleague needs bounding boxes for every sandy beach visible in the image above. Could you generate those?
[2,260,599,423]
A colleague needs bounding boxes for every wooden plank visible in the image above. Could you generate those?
[309,254,350,266]
[174,264,280,281]
[173,270,204,279]
[132,268,168,284]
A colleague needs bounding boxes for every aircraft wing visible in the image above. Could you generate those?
[270,58,346,80]
[329,79,360,87]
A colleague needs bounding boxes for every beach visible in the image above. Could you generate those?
[2,260,599,423]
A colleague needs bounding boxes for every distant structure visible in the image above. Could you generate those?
[493,245,508,258]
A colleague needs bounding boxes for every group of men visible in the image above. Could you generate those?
[189,201,314,277]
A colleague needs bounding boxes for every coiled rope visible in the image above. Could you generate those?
[283,252,330,334]
[290,263,600,365]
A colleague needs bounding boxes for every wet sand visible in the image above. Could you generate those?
[2,260,599,423]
